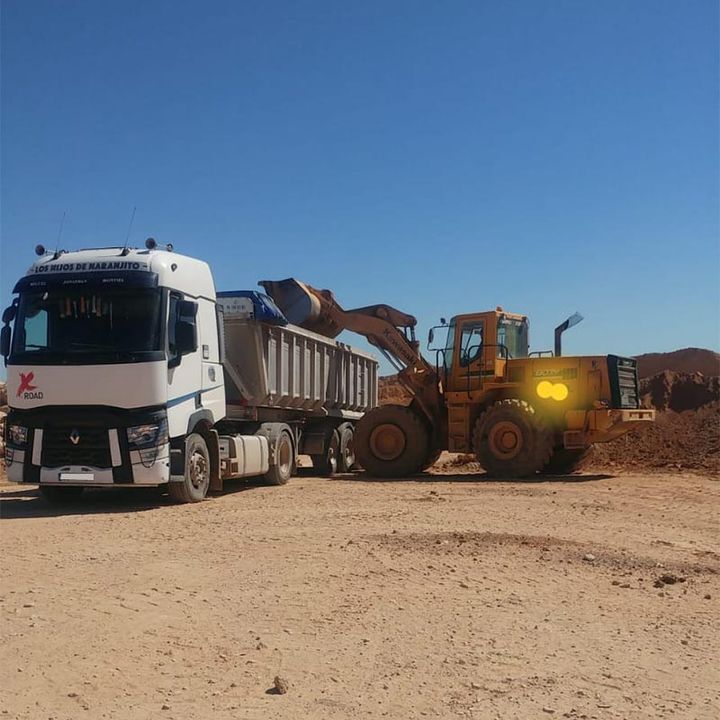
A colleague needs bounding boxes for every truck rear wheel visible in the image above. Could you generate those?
[338,425,356,472]
[312,429,340,476]
[265,430,294,485]
[473,400,552,478]
[39,486,84,503]
[169,433,210,503]
[355,405,429,478]
[541,446,594,475]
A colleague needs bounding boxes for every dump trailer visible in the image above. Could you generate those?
[261,279,655,478]
[1,243,377,503]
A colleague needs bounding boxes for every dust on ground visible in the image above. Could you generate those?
[1,468,718,720]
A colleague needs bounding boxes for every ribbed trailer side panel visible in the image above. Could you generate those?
[222,317,378,416]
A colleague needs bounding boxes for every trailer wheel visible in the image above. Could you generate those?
[355,405,429,478]
[338,425,356,472]
[39,486,84,503]
[312,429,340,476]
[169,433,210,503]
[473,400,552,478]
[265,430,294,485]
[540,445,594,475]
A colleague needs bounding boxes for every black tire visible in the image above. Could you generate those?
[168,433,210,503]
[540,445,594,475]
[265,430,294,486]
[311,429,340,476]
[39,485,84,503]
[355,405,429,478]
[473,400,552,478]
[338,425,356,472]
[422,449,443,471]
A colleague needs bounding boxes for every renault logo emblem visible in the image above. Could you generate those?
[69,429,80,445]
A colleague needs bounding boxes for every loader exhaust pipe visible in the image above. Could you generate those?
[554,312,584,356]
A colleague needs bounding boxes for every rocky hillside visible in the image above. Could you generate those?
[635,347,719,379]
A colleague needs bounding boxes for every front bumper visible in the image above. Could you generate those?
[563,408,655,449]
[4,406,171,487]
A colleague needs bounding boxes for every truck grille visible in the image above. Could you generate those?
[607,355,640,409]
[41,425,112,468]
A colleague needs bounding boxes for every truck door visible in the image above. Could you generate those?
[166,293,202,439]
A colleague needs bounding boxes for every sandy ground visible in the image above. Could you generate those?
[1,462,718,720]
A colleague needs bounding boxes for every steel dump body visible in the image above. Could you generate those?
[219,297,378,421]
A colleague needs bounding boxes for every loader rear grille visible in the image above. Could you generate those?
[42,425,112,468]
[607,355,640,409]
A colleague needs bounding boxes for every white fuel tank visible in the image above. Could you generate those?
[219,435,269,479]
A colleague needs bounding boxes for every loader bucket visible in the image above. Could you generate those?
[259,278,342,337]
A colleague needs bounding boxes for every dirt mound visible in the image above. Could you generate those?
[379,375,412,405]
[640,371,719,412]
[590,403,719,473]
[635,347,719,379]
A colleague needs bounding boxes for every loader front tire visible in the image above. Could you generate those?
[540,446,594,475]
[473,400,552,478]
[355,405,429,478]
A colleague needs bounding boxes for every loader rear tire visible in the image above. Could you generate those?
[355,405,429,478]
[473,400,552,478]
[540,446,594,475]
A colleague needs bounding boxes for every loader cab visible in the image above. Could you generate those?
[440,309,528,393]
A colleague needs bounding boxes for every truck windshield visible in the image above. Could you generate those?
[10,287,164,364]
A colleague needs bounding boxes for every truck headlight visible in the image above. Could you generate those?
[126,419,168,449]
[8,424,29,448]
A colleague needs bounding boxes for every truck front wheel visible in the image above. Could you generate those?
[169,433,210,503]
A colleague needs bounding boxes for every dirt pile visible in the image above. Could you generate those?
[590,402,719,473]
[635,347,719,379]
[378,374,411,405]
[640,371,719,412]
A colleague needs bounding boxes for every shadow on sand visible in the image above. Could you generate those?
[0,476,269,520]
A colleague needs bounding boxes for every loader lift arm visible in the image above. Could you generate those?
[259,279,445,427]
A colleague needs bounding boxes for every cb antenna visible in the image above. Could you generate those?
[120,206,136,256]
[53,211,67,259]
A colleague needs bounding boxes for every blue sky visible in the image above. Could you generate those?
[1,0,718,374]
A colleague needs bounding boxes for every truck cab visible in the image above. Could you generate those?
[2,244,225,499]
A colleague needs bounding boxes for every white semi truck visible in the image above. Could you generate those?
[1,241,378,503]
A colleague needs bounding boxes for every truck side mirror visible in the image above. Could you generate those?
[0,325,10,357]
[428,328,434,345]
[175,320,197,355]
[2,305,16,324]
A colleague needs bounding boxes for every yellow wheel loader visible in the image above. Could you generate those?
[260,280,655,478]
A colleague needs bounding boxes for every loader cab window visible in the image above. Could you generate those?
[459,322,483,367]
[497,317,529,358]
